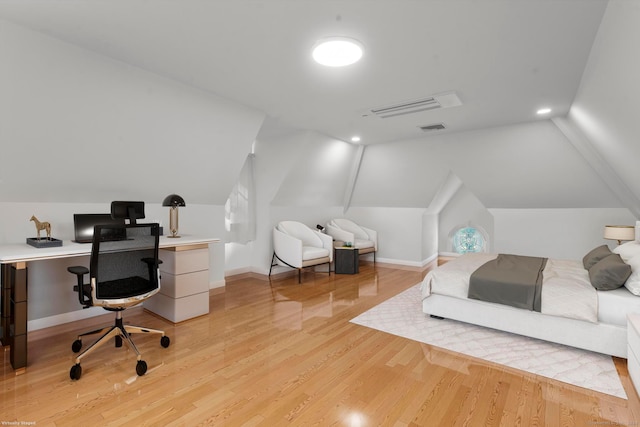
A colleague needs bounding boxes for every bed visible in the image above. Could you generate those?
[421,242,640,358]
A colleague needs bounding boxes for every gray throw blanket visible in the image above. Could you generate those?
[468,254,548,312]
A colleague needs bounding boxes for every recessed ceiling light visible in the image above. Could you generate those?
[312,37,364,67]
[350,136,361,143]
[537,108,552,115]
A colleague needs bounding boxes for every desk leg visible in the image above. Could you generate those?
[1,262,28,371]
[1,263,10,346]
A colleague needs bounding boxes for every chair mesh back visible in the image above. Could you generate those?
[90,223,160,301]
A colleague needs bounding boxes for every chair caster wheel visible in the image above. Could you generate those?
[136,360,147,376]
[160,336,170,348]
[71,339,82,353]
[70,364,82,380]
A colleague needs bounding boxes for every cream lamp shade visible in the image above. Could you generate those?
[604,225,635,245]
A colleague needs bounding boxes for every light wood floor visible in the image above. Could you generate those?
[2,262,640,426]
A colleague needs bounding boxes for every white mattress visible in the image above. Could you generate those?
[598,286,640,326]
[422,253,599,323]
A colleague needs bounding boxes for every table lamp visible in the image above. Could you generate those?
[604,225,635,245]
[162,194,186,238]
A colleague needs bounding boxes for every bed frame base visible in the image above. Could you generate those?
[423,294,627,358]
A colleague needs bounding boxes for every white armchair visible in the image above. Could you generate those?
[325,219,377,262]
[270,221,334,283]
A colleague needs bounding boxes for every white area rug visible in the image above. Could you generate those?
[351,284,627,399]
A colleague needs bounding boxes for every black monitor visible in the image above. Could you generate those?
[73,214,126,243]
[111,201,145,224]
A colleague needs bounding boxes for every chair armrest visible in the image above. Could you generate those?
[273,227,303,268]
[67,266,88,276]
[141,257,163,267]
[316,231,334,262]
[67,266,92,308]
[325,224,355,245]
[361,226,378,250]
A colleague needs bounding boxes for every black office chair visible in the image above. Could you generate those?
[67,222,170,380]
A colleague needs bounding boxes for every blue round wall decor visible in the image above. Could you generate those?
[452,227,485,254]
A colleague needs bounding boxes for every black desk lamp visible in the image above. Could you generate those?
[162,194,186,238]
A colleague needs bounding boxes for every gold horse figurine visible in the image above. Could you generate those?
[30,215,52,240]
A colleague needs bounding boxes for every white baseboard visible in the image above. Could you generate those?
[224,266,254,277]
[439,252,461,258]
[376,254,437,268]
[423,253,438,266]
[210,279,226,289]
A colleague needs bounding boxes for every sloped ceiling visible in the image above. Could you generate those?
[270,132,359,207]
[3,0,639,214]
[0,0,607,145]
[426,172,463,215]
[0,19,265,204]
[350,121,623,209]
[564,1,640,216]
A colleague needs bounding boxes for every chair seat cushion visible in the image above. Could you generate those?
[302,246,330,261]
[354,239,374,249]
[97,276,156,300]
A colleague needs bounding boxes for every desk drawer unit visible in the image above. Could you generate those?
[144,245,210,323]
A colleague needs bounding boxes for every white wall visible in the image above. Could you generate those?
[422,213,438,263]
[489,208,636,259]
[339,206,431,266]
[438,185,494,254]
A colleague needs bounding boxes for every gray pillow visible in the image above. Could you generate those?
[583,244,612,270]
[588,254,631,290]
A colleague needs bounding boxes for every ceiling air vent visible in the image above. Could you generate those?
[420,123,446,132]
[365,91,461,119]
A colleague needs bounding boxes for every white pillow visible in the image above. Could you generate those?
[624,254,640,296]
[613,241,640,263]
[636,220,640,242]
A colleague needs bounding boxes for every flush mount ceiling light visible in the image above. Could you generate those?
[537,107,552,115]
[312,37,364,67]
[350,136,361,143]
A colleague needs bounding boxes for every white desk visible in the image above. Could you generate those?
[0,235,217,263]
[0,235,218,372]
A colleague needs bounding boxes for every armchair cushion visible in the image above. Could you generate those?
[302,246,330,261]
[278,221,323,248]
[331,219,369,240]
[326,218,377,252]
